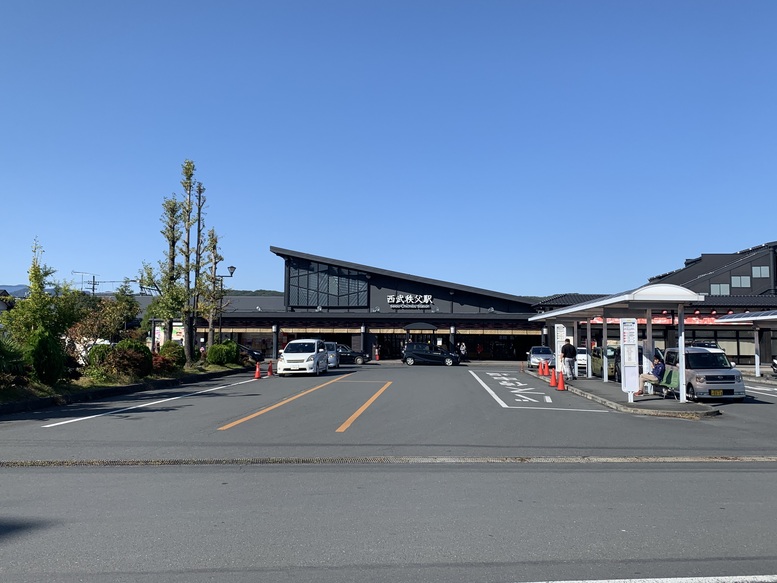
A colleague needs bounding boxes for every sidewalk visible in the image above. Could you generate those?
[482,361,777,420]
[432,359,776,420]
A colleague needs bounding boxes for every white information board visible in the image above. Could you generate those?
[554,324,566,372]
[619,318,639,393]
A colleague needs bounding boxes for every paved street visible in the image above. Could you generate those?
[2,363,777,582]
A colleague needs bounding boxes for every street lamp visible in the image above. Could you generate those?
[217,265,236,341]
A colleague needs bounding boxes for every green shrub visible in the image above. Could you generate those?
[159,341,186,367]
[26,330,66,385]
[109,339,153,379]
[0,334,26,375]
[152,354,179,375]
[207,343,230,366]
[88,343,114,367]
[222,340,240,364]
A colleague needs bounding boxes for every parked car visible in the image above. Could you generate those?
[591,345,661,383]
[238,344,264,362]
[664,346,745,401]
[526,346,555,370]
[575,346,588,372]
[277,339,329,377]
[687,340,721,350]
[591,345,645,381]
[336,344,370,365]
[402,342,460,366]
[324,341,340,369]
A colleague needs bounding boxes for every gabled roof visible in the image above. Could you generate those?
[270,246,541,305]
[649,241,777,289]
[532,293,608,310]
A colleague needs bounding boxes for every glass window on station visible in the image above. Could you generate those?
[288,260,368,308]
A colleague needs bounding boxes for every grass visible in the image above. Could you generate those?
[0,361,249,406]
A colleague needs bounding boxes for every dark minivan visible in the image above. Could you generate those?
[402,343,460,366]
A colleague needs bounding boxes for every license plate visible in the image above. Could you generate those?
[710,389,723,396]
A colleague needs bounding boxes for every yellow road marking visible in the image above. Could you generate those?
[336,382,392,433]
[218,374,351,431]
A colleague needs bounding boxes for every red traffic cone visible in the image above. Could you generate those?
[550,368,557,387]
[267,360,273,376]
[254,362,261,379]
[557,371,566,391]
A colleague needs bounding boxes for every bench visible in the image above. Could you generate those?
[655,368,680,400]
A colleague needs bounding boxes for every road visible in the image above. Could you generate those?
[2,363,777,583]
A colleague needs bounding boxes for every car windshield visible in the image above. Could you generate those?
[533,347,552,355]
[687,351,731,369]
[325,343,336,351]
[284,342,315,353]
[577,348,587,355]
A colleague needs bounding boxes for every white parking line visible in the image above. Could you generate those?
[520,577,777,583]
[470,371,606,413]
[42,379,256,428]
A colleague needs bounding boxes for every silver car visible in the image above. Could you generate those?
[663,346,745,401]
[324,342,340,369]
[526,346,555,369]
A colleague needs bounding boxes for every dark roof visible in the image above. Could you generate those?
[270,246,543,304]
[532,293,608,310]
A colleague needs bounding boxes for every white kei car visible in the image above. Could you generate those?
[277,339,329,377]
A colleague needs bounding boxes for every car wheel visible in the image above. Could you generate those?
[355,356,364,365]
[686,384,696,401]
[405,356,415,366]
[444,357,454,366]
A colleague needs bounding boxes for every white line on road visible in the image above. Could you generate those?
[42,379,256,428]
[519,577,777,583]
[470,371,606,412]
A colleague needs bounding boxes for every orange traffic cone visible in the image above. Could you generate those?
[254,362,261,379]
[550,367,557,387]
[542,361,549,376]
[557,371,566,391]
[267,360,273,376]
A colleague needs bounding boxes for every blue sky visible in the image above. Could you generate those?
[2,1,775,297]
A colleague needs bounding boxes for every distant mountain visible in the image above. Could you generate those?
[230,290,283,296]
[0,285,29,297]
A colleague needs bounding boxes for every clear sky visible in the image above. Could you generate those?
[2,1,775,298]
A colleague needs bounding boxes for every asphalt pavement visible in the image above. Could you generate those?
[466,360,777,420]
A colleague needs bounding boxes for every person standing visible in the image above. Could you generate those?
[459,342,467,362]
[561,338,577,380]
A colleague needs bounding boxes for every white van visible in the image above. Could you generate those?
[277,339,329,377]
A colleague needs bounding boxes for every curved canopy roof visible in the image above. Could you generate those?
[528,284,706,321]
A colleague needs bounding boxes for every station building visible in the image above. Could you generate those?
[205,243,777,364]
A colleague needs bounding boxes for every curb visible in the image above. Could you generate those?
[527,371,720,420]
[0,367,251,417]
[563,384,721,419]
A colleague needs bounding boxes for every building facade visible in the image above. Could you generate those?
[204,243,777,364]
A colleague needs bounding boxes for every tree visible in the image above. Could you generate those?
[139,160,218,364]
[0,240,88,384]
[63,284,140,364]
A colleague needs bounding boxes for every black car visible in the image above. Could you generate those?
[402,342,460,366]
[336,344,371,365]
[238,345,264,362]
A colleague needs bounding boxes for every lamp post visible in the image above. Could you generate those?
[217,265,236,342]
